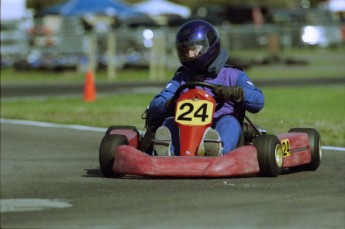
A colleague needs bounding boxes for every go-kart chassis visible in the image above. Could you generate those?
[106,129,312,178]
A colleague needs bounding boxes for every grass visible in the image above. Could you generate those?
[1,94,153,129]
[1,86,344,146]
[0,67,174,84]
[1,94,153,128]
[248,86,345,147]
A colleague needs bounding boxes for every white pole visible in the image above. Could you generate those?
[88,32,97,75]
[107,31,116,80]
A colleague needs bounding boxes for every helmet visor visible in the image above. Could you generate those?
[177,39,210,62]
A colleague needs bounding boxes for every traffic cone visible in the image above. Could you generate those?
[84,70,96,102]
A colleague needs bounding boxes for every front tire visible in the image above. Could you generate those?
[99,134,128,177]
[254,135,283,177]
[288,128,321,171]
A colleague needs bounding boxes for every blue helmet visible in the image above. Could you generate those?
[175,20,220,73]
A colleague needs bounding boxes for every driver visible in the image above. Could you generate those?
[141,19,264,156]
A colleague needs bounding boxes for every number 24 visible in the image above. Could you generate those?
[177,103,209,122]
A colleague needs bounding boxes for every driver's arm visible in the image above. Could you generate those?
[236,72,264,113]
[147,77,181,120]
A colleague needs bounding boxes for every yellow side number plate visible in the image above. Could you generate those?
[175,100,214,126]
[281,139,291,157]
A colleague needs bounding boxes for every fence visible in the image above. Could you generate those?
[1,17,344,77]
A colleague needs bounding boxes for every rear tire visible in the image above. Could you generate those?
[254,135,283,177]
[288,128,321,171]
[99,134,128,177]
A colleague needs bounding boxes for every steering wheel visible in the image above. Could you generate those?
[172,81,224,111]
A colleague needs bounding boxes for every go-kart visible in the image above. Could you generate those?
[99,82,321,178]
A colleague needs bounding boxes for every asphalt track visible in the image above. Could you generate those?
[1,120,344,229]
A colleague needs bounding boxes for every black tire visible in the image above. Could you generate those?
[105,126,138,136]
[254,135,283,177]
[288,128,321,171]
[99,134,128,177]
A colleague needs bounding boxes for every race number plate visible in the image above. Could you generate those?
[175,100,214,126]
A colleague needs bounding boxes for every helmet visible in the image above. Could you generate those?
[175,20,220,73]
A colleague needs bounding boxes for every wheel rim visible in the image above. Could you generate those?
[318,140,322,159]
[275,144,283,168]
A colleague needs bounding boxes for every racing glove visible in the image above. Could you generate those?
[212,86,244,103]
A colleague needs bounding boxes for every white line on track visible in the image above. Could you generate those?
[321,146,345,152]
[1,118,106,132]
[0,199,72,213]
[1,118,345,152]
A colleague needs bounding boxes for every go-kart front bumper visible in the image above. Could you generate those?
[113,145,260,177]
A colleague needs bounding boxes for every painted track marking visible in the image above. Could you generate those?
[1,118,106,132]
[0,199,72,213]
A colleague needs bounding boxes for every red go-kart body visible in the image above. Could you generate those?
[99,82,321,178]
